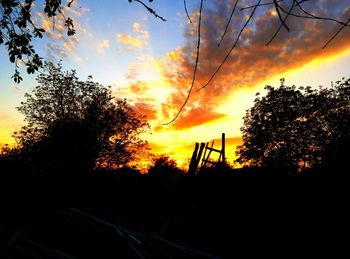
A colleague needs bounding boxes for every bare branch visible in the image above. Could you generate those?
[218,0,239,47]
[323,19,350,49]
[164,0,204,125]
[196,0,262,92]
[280,1,350,27]
[266,1,295,46]
[273,0,290,32]
[184,0,192,23]
[240,0,284,11]
[132,0,166,21]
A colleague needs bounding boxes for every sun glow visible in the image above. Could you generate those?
[143,47,350,168]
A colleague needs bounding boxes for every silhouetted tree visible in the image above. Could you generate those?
[148,154,184,178]
[320,135,350,175]
[13,62,149,173]
[236,78,350,171]
[0,144,23,173]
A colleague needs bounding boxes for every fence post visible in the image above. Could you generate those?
[222,133,225,163]
[195,143,206,170]
[188,143,199,175]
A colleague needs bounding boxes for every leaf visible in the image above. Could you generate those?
[11,71,23,84]
[9,54,16,63]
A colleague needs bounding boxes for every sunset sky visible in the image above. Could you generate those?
[1,0,350,168]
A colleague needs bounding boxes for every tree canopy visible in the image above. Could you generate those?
[235,78,350,170]
[12,62,149,173]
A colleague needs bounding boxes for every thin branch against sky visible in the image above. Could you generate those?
[164,0,204,125]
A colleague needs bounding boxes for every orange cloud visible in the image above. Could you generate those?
[112,1,350,167]
[172,107,226,130]
[63,40,76,52]
[116,22,149,50]
[129,81,150,94]
[158,0,350,130]
[133,102,158,120]
[117,34,143,48]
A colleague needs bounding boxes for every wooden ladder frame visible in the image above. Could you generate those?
[187,133,226,175]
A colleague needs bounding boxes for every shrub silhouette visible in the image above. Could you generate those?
[148,154,184,178]
[197,161,233,176]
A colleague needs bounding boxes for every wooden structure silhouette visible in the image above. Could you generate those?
[188,133,226,175]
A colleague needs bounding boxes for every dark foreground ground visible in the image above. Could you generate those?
[0,167,348,258]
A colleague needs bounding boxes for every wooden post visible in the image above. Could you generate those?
[222,133,225,163]
[195,143,206,170]
[188,142,207,175]
[201,142,209,168]
[202,141,214,167]
[188,143,199,175]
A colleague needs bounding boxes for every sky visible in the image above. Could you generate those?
[1,0,350,168]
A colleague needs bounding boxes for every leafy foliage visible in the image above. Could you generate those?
[236,78,350,170]
[0,0,164,83]
[0,0,75,83]
[14,62,149,172]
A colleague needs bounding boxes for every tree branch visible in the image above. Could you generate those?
[280,1,350,27]
[164,0,204,125]
[240,0,284,11]
[273,0,290,32]
[196,0,262,92]
[132,0,166,21]
[184,0,192,23]
[323,19,350,49]
[218,0,239,47]
[266,1,295,46]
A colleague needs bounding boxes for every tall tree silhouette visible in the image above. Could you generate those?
[236,78,350,171]
[14,62,149,173]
